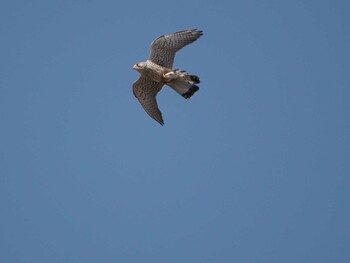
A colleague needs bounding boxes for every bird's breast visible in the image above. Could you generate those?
[143,61,170,83]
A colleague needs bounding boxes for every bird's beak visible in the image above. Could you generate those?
[133,64,138,70]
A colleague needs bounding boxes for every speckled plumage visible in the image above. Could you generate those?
[132,29,203,125]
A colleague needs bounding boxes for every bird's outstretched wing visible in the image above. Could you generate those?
[133,76,165,125]
[149,29,203,69]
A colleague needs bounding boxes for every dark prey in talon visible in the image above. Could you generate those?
[132,29,203,126]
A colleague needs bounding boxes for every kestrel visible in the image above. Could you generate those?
[133,29,203,125]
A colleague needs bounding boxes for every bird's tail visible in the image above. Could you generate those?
[164,70,200,99]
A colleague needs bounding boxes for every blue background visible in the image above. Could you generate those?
[1,0,349,262]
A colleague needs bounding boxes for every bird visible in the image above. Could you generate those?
[132,29,203,125]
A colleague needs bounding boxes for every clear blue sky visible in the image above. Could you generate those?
[1,0,349,262]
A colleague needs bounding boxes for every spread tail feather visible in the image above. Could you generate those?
[167,80,199,99]
[164,70,200,99]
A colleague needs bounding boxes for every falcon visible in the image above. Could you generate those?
[132,29,203,125]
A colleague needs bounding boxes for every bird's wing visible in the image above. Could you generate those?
[133,76,165,125]
[149,29,203,69]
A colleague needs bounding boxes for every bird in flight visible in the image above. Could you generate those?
[132,29,203,125]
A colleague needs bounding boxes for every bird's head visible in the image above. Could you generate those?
[133,62,146,73]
